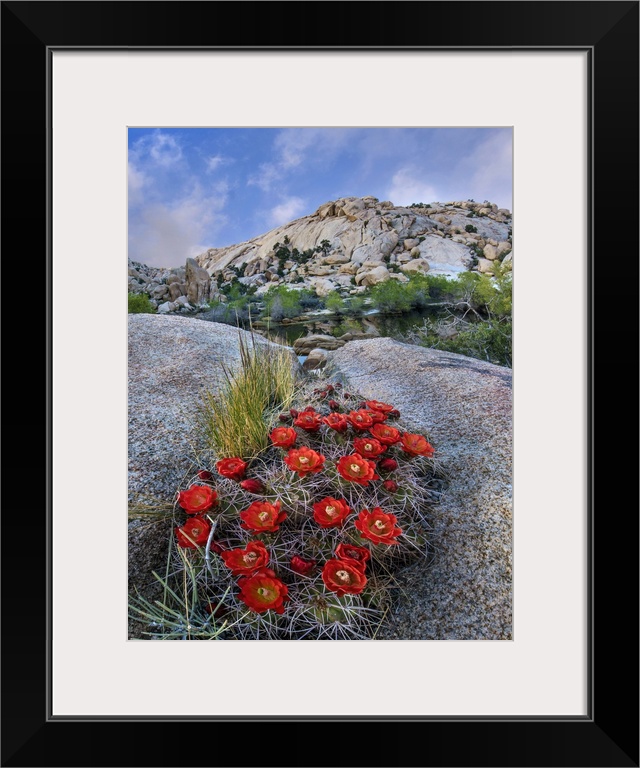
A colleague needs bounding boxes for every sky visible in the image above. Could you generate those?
[128,127,512,268]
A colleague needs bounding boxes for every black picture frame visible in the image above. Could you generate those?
[2,2,638,766]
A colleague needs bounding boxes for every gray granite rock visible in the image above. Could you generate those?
[128,315,300,638]
[328,338,512,640]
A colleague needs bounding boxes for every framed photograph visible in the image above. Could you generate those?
[4,1,637,766]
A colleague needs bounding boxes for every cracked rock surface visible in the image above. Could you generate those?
[329,338,512,640]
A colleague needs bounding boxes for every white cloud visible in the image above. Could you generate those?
[127,160,147,207]
[249,129,352,191]
[133,130,183,168]
[266,196,307,228]
[206,154,231,173]
[386,170,439,207]
[128,180,229,267]
[466,132,513,208]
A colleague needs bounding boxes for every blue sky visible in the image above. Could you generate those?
[128,127,512,267]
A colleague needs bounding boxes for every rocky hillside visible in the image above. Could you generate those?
[128,196,512,314]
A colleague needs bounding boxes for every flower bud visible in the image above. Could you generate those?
[290,555,316,576]
[326,384,335,392]
[388,409,401,418]
[378,458,398,472]
[328,399,340,411]
[239,478,266,494]
[290,408,299,419]
[278,413,292,423]
[197,469,214,481]
[383,479,398,493]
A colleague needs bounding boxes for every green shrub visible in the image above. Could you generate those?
[261,285,322,321]
[465,224,478,233]
[324,291,347,314]
[128,292,155,314]
[369,279,413,313]
[408,317,512,367]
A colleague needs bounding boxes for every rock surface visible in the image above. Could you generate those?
[328,338,512,639]
[128,315,300,637]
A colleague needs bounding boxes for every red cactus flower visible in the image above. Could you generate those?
[269,426,297,449]
[313,496,351,528]
[365,400,395,414]
[294,411,322,432]
[335,543,370,572]
[370,423,402,445]
[290,555,316,576]
[238,568,289,614]
[383,479,399,493]
[401,432,435,457]
[175,516,212,548]
[322,559,368,597]
[347,409,375,431]
[239,478,266,494]
[239,500,287,533]
[322,412,349,432]
[283,447,326,477]
[221,540,269,575]
[366,408,388,424]
[177,485,218,514]
[216,457,247,481]
[353,436,387,459]
[336,453,379,486]
[197,469,214,481]
[354,508,402,545]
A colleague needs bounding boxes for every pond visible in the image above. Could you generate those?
[193,306,447,349]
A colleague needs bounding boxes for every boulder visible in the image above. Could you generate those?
[483,244,498,260]
[306,265,334,276]
[356,265,390,286]
[302,348,328,371]
[410,247,421,258]
[323,253,350,265]
[168,283,183,301]
[316,201,336,218]
[477,258,495,274]
[415,236,471,273]
[329,338,512,639]
[157,301,176,314]
[128,316,300,638]
[496,241,512,258]
[400,258,430,274]
[308,278,338,298]
[404,238,420,250]
[293,334,346,353]
[185,257,211,305]
[342,199,365,217]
